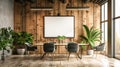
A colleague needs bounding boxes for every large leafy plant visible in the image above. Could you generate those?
[0,27,14,61]
[80,25,101,48]
[13,32,33,48]
[0,27,14,50]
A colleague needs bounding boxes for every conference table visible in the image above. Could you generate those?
[35,42,88,59]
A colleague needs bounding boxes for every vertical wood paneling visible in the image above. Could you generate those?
[14,3,22,32]
[93,4,100,28]
[77,0,83,43]
[14,0,100,53]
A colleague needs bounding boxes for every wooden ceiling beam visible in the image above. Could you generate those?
[47,0,55,3]
[82,0,91,3]
[91,0,95,2]
[92,0,97,3]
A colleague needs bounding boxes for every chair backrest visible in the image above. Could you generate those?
[43,43,55,52]
[96,43,105,51]
[25,43,32,47]
[25,43,37,51]
[67,42,78,52]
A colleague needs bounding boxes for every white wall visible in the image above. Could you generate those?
[0,0,14,58]
[0,0,14,29]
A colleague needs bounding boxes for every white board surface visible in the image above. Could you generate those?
[44,16,74,37]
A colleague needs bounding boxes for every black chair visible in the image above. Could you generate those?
[66,42,80,60]
[93,43,105,56]
[25,43,37,55]
[41,42,55,60]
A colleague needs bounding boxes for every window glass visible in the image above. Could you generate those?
[102,5,104,21]
[115,0,120,17]
[105,3,108,20]
[105,22,108,43]
[101,23,105,43]
[115,19,120,59]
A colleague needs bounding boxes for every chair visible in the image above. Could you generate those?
[25,43,37,55]
[41,42,55,60]
[66,42,80,60]
[93,43,105,56]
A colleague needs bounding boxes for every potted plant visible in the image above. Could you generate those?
[13,31,33,55]
[0,27,14,61]
[80,25,101,55]
[57,35,66,43]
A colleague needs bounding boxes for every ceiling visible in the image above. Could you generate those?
[83,0,108,5]
[15,0,108,5]
[47,0,108,5]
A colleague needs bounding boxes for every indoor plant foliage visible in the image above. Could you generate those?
[13,32,33,47]
[0,27,14,61]
[80,25,101,49]
[13,31,33,54]
[57,35,66,43]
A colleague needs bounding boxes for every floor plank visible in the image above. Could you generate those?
[0,54,120,67]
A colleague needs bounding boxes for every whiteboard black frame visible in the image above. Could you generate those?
[44,16,75,38]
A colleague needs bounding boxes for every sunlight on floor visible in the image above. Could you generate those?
[0,54,120,67]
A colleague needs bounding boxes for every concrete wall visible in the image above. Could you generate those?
[0,0,14,59]
[0,0,14,29]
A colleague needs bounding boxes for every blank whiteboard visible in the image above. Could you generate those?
[44,16,74,38]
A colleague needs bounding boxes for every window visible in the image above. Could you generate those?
[113,0,120,59]
[115,19,120,58]
[101,2,108,54]
[101,23,105,43]
[112,0,120,59]
[105,3,108,20]
[101,5,105,21]
[115,0,120,17]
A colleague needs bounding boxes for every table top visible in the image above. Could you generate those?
[35,42,88,46]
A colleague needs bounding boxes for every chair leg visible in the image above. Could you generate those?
[77,53,81,59]
[68,53,70,60]
[75,53,78,60]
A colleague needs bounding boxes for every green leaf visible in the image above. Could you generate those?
[80,25,102,48]
[83,25,90,38]
[0,27,14,50]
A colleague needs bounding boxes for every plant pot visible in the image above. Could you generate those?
[17,49,25,55]
[0,50,6,61]
[88,50,94,55]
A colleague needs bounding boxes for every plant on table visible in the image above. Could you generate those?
[57,35,66,43]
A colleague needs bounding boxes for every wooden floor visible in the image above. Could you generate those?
[0,54,120,67]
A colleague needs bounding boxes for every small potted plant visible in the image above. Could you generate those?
[80,25,101,55]
[13,31,33,55]
[0,27,14,61]
[57,35,66,43]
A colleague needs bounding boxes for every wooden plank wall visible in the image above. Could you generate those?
[14,0,100,44]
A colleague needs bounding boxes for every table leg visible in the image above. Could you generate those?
[78,46,82,59]
[81,46,83,59]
